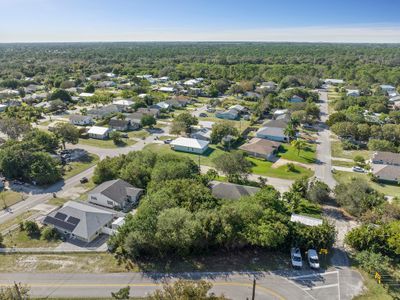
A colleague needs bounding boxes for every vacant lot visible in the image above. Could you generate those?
[333,171,400,197]
[331,140,371,160]
[0,191,23,209]
[79,138,135,149]
[62,154,99,179]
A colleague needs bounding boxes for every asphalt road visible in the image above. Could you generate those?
[314,92,336,189]
[0,269,363,300]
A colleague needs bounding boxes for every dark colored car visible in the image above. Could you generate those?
[80,177,89,184]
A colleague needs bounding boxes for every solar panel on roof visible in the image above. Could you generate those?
[54,212,67,221]
[67,216,80,225]
[44,216,77,232]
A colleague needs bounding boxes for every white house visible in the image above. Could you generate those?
[158,87,176,93]
[79,92,94,98]
[346,89,360,97]
[170,137,209,154]
[380,85,396,94]
[324,79,344,85]
[69,115,94,126]
[88,126,111,140]
[88,179,144,211]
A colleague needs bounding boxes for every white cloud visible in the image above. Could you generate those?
[1,25,400,43]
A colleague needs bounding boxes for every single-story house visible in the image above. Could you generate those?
[158,87,176,93]
[257,119,289,142]
[198,121,215,129]
[229,104,247,113]
[324,79,344,85]
[259,81,278,90]
[88,179,144,211]
[371,151,400,166]
[79,92,94,98]
[98,81,116,88]
[210,181,260,200]
[42,201,115,243]
[152,101,171,110]
[88,104,121,119]
[113,99,134,111]
[69,115,94,126]
[380,85,396,94]
[88,126,111,140]
[239,138,281,161]
[109,118,130,131]
[190,127,212,141]
[165,98,190,108]
[346,89,360,97]
[170,137,209,154]
[215,109,239,120]
[124,113,143,129]
[272,109,288,119]
[0,104,8,112]
[371,164,400,184]
[290,214,323,227]
[137,107,160,117]
[289,95,304,103]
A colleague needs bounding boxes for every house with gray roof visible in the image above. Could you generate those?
[69,115,94,126]
[88,104,121,119]
[210,181,260,200]
[43,201,115,243]
[88,179,144,211]
[372,151,400,166]
[256,119,289,142]
[109,118,130,131]
[215,109,239,120]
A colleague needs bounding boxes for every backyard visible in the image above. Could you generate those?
[62,154,99,179]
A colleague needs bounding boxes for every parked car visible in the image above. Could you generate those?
[164,139,173,144]
[80,177,89,184]
[352,166,364,173]
[307,249,320,269]
[199,113,208,117]
[291,247,303,268]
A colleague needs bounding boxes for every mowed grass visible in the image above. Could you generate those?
[0,190,23,209]
[331,140,372,160]
[333,171,400,197]
[248,157,313,180]
[128,129,150,139]
[143,143,223,167]
[62,154,99,179]
[277,142,316,164]
[144,144,313,180]
[2,229,61,248]
[79,137,136,149]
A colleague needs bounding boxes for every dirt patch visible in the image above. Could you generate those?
[271,158,314,170]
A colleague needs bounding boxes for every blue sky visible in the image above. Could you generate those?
[1,0,400,42]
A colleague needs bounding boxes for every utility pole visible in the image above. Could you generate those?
[251,278,256,300]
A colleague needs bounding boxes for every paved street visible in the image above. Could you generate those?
[314,92,336,189]
[0,269,363,300]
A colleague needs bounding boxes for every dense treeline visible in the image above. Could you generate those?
[102,151,335,258]
[1,43,400,87]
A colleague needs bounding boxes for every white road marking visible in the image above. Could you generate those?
[289,270,338,280]
[303,283,339,291]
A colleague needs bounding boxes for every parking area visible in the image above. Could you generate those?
[287,270,340,300]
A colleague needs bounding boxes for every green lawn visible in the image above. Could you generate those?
[128,130,150,139]
[62,154,99,179]
[144,144,313,180]
[143,143,224,167]
[79,138,135,149]
[248,157,314,180]
[333,171,400,197]
[0,191,24,209]
[331,159,355,167]
[277,142,316,164]
[331,140,372,160]
[2,230,61,248]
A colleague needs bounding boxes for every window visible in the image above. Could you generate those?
[107,200,113,206]
[91,196,97,201]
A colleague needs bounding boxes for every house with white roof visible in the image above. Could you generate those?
[380,84,396,94]
[290,214,323,227]
[158,87,176,93]
[88,126,111,140]
[170,137,209,154]
[324,79,344,85]
[346,89,360,97]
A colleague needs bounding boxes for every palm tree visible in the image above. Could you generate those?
[289,117,300,129]
[291,139,307,156]
[284,124,296,142]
